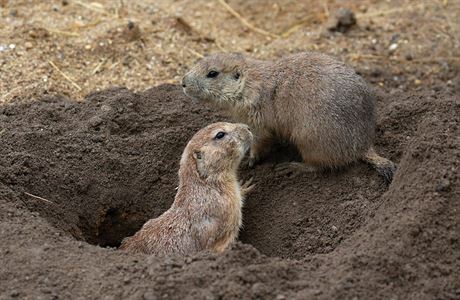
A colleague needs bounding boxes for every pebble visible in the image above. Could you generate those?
[10,290,20,298]
[25,42,33,50]
[388,43,398,53]
[326,8,357,33]
[143,292,158,300]
[436,178,451,192]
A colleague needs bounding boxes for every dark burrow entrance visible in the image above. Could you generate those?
[81,207,147,248]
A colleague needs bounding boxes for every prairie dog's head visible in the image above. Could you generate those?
[181,122,252,181]
[182,53,247,105]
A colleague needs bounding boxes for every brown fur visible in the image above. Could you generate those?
[119,122,253,255]
[182,52,396,183]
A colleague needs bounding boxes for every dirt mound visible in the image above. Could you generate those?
[0,85,458,299]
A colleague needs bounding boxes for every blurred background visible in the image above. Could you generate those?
[0,0,459,101]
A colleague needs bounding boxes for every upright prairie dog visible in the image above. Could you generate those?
[120,122,253,256]
[182,52,396,183]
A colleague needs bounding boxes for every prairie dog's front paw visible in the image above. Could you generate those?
[239,177,255,197]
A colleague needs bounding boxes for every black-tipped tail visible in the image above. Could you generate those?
[363,147,396,184]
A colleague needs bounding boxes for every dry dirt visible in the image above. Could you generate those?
[0,0,459,299]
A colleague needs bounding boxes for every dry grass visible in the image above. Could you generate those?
[0,0,458,103]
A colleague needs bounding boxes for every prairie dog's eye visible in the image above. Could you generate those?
[206,70,219,78]
[234,72,240,80]
[214,131,226,140]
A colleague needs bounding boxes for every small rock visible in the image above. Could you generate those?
[10,290,20,298]
[251,282,267,295]
[331,225,338,232]
[370,68,382,77]
[128,21,135,30]
[122,56,132,66]
[436,178,451,192]
[88,116,103,128]
[390,34,400,44]
[313,289,323,295]
[62,0,69,5]
[24,42,33,50]
[276,295,286,300]
[122,21,141,42]
[405,53,413,61]
[326,8,357,33]
[143,291,157,300]
[388,43,398,53]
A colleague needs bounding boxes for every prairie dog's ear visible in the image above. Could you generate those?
[193,150,202,160]
[193,150,207,179]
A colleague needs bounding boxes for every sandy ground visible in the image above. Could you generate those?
[1,0,459,101]
[0,0,459,299]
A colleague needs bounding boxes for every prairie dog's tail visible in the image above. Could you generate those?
[363,147,396,184]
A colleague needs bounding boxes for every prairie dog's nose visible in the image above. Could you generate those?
[181,77,187,88]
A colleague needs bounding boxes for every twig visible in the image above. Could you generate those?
[216,0,279,38]
[110,60,121,70]
[92,58,108,74]
[186,47,204,58]
[280,15,314,38]
[73,0,111,16]
[323,2,330,18]
[437,0,459,48]
[46,29,80,37]
[48,61,82,91]
[68,19,102,30]
[117,0,125,18]
[214,39,227,52]
[24,192,55,205]
[356,3,427,18]
[159,79,178,85]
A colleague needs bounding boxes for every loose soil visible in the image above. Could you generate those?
[1,0,459,299]
[1,84,459,299]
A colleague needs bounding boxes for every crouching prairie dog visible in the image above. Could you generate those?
[120,122,253,256]
[182,52,396,183]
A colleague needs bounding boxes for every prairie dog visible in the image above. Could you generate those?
[120,122,253,255]
[182,52,396,183]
